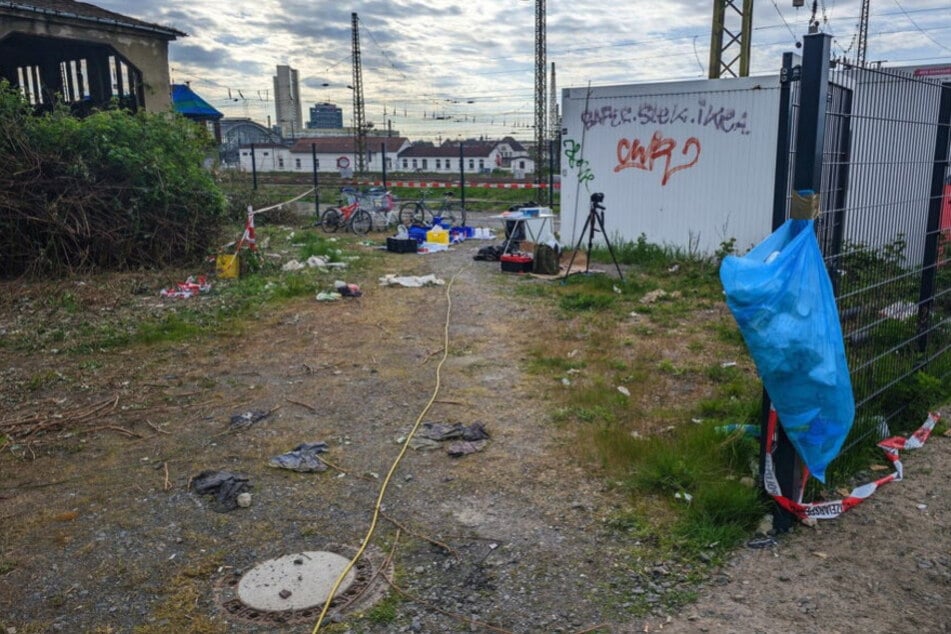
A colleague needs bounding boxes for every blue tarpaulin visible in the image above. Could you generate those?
[171,84,222,119]
[720,219,854,483]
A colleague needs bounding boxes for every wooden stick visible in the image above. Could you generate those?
[286,398,318,413]
[381,511,459,557]
[163,462,172,491]
[146,419,170,435]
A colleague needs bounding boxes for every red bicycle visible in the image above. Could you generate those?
[319,194,372,235]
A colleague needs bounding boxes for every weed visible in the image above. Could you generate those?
[0,558,16,575]
[365,593,401,624]
[27,369,63,391]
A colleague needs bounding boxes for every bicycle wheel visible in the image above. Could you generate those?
[439,203,457,227]
[320,207,343,233]
[400,202,430,227]
[349,209,372,235]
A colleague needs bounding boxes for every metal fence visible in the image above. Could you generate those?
[770,33,950,510]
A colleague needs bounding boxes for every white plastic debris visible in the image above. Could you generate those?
[282,260,305,272]
[378,274,445,288]
[617,386,631,397]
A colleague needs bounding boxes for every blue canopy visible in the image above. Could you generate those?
[171,84,222,119]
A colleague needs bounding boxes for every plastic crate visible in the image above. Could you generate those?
[500,254,533,273]
[386,237,418,253]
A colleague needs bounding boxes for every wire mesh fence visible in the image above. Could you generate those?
[776,59,950,456]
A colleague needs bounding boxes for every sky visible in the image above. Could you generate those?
[92,0,951,142]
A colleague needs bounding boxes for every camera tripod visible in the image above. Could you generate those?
[562,193,624,282]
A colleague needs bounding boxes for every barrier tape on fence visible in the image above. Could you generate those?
[233,187,317,253]
[763,410,939,521]
[355,180,560,190]
[249,186,316,216]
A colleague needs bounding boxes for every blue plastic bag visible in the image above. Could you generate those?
[720,219,854,482]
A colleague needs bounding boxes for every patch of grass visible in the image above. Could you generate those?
[291,230,342,261]
[0,558,16,575]
[364,593,401,624]
[27,369,63,391]
[134,312,207,345]
[559,292,615,312]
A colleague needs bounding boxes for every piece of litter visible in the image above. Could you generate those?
[674,491,693,503]
[916,504,928,510]
[282,259,305,271]
[379,273,445,287]
[612,285,622,294]
[268,442,329,472]
[316,291,342,301]
[561,377,571,386]
[617,386,631,397]
[447,439,488,457]
[229,410,270,428]
[720,361,737,368]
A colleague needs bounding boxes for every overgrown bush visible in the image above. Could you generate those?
[0,81,226,276]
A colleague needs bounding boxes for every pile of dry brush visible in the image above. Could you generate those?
[0,84,226,277]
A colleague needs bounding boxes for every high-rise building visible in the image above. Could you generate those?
[308,102,343,129]
[273,65,302,137]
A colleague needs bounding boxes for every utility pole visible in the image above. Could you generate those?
[549,61,558,141]
[856,0,870,66]
[533,0,546,185]
[709,0,754,78]
[351,12,367,173]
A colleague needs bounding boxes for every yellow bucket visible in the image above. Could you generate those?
[216,254,240,279]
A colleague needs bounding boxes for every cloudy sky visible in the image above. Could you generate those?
[94,0,951,141]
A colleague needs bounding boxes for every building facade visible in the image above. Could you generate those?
[0,0,184,114]
[308,102,343,129]
[273,64,302,138]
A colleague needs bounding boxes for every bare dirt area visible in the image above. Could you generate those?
[1,224,949,634]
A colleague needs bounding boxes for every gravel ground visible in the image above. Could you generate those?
[1,220,948,634]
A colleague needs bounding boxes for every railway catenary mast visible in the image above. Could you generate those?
[351,12,368,173]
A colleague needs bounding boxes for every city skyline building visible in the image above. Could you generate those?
[307,102,343,129]
[272,64,302,137]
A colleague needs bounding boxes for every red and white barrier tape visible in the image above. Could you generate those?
[763,411,940,521]
[356,180,560,190]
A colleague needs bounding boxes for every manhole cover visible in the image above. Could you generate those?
[215,545,390,626]
[238,551,356,611]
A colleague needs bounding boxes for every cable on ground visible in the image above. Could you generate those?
[311,265,466,633]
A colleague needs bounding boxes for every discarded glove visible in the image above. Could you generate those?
[268,442,329,472]
[190,470,251,512]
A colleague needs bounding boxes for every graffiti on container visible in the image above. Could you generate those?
[582,99,750,135]
[614,130,701,186]
[563,138,595,187]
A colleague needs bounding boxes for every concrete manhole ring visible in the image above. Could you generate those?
[214,544,392,626]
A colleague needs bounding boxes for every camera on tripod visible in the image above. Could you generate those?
[590,192,605,211]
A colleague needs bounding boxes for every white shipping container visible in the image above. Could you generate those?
[560,76,782,256]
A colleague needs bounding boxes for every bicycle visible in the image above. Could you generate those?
[398,190,465,227]
[319,190,372,235]
[362,187,399,231]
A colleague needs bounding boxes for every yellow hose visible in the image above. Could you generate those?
[311,266,464,632]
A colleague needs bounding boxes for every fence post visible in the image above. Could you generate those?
[771,31,832,533]
[917,82,951,352]
[459,142,466,209]
[311,143,319,218]
[381,142,388,190]
[250,143,258,191]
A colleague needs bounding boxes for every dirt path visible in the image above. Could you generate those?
[1,231,948,633]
